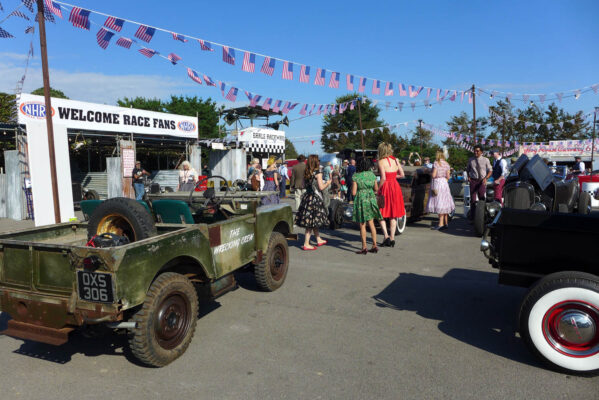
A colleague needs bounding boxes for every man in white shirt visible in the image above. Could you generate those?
[573,156,586,175]
[278,161,288,198]
[491,150,509,201]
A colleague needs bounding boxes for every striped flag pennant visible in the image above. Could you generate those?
[138,47,157,58]
[96,28,115,49]
[397,102,403,111]
[187,68,203,84]
[225,87,238,102]
[244,91,253,101]
[203,74,216,86]
[522,94,530,102]
[299,65,310,83]
[299,104,308,115]
[222,46,235,65]
[172,33,188,42]
[556,92,563,102]
[272,100,282,113]
[249,95,262,107]
[314,68,326,86]
[399,83,407,96]
[358,77,366,93]
[242,52,256,73]
[350,100,355,110]
[261,98,273,111]
[0,27,14,38]
[21,0,34,13]
[449,90,457,102]
[44,0,62,18]
[331,104,337,115]
[219,81,226,97]
[384,82,394,96]
[116,37,132,49]
[538,94,546,103]
[426,88,432,99]
[25,26,35,34]
[282,61,293,80]
[288,103,299,112]
[9,10,30,20]
[69,7,91,30]
[261,57,276,76]
[409,85,423,98]
[104,16,124,32]
[593,84,599,94]
[460,91,465,102]
[281,102,291,114]
[134,25,155,43]
[346,74,354,91]
[372,80,381,95]
[317,105,323,115]
[167,53,181,65]
[329,72,340,88]
[198,39,214,51]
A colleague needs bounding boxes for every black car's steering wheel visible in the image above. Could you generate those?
[187,175,231,210]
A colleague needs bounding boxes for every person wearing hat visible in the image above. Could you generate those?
[132,160,150,200]
[573,156,586,175]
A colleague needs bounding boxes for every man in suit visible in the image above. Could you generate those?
[290,155,306,210]
[345,158,356,203]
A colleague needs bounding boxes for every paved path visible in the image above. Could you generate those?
[0,203,596,399]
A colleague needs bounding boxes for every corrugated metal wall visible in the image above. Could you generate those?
[73,172,108,199]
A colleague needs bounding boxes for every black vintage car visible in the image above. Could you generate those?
[473,154,591,236]
[481,208,599,375]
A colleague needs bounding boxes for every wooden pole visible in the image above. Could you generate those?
[36,0,60,223]
[357,98,365,155]
[472,84,477,145]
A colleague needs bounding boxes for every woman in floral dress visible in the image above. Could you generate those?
[352,158,382,254]
[426,150,455,230]
[295,155,332,250]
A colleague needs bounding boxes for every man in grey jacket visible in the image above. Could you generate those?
[290,155,306,210]
[466,145,492,219]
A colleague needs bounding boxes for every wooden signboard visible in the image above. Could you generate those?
[120,140,136,199]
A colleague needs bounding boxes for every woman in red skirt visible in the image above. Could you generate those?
[377,142,406,247]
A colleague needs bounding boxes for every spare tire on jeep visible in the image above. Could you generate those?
[87,197,156,242]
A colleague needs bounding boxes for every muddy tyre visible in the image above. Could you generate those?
[87,197,156,242]
[473,200,486,237]
[128,272,199,367]
[519,271,599,375]
[254,232,288,292]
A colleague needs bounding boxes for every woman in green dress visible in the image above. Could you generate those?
[351,158,383,254]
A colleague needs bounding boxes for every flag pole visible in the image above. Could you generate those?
[36,0,61,223]
[357,97,365,155]
[591,107,597,179]
[471,84,477,145]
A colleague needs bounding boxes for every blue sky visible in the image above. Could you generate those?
[1,0,598,154]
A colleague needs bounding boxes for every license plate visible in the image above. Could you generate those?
[76,270,115,303]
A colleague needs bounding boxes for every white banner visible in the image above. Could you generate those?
[522,139,599,158]
[18,94,198,138]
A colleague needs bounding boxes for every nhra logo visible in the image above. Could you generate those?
[177,121,196,132]
[20,102,55,119]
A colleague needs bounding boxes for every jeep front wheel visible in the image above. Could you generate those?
[254,232,288,291]
[129,272,199,367]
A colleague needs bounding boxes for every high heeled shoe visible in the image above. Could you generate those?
[390,240,395,247]
[381,237,391,247]
[355,248,368,254]
[368,246,378,253]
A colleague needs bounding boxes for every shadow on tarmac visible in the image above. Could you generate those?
[373,268,542,368]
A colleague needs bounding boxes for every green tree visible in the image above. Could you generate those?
[0,92,16,123]
[514,103,591,143]
[31,87,69,99]
[284,138,298,159]
[320,94,406,155]
[444,112,488,170]
[117,96,164,112]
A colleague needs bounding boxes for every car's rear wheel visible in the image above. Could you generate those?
[87,197,156,242]
[395,215,406,235]
[519,272,599,375]
[254,232,288,292]
[473,200,486,237]
[328,199,345,230]
[577,192,591,215]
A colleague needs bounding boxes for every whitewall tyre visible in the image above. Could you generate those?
[519,272,599,375]
[395,216,406,235]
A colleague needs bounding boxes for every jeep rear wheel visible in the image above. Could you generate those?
[129,272,199,367]
[254,232,288,292]
[519,272,599,375]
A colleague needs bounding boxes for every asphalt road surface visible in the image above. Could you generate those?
[0,204,597,399]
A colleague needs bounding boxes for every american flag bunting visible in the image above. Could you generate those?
[44,0,62,18]
[282,61,293,80]
[96,28,114,49]
[172,33,188,42]
[272,100,282,113]
[426,88,432,99]
[116,37,132,49]
[299,65,310,83]
[358,77,366,93]
[249,95,262,107]
[134,25,155,43]
[372,80,381,95]
[281,102,291,114]
[261,57,276,76]
[314,68,326,86]
[346,75,354,91]
[104,16,124,32]
[399,83,407,96]
[138,47,157,58]
[198,39,213,51]
[329,72,340,88]
[69,7,91,30]
[384,82,394,96]
[203,75,216,86]
[222,46,235,65]
[9,10,30,20]
[309,104,316,115]
[262,98,273,111]
[242,52,255,73]
[167,53,181,65]
[225,87,238,102]
[244,91,253,101]
[25,26,35,34]
[219,82,226,97]
[187,68,202,84]
[299,104,308,115]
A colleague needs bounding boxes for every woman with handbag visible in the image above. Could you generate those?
[377,142,406,247]
[351,158,382,254]
[426,150,455,230]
